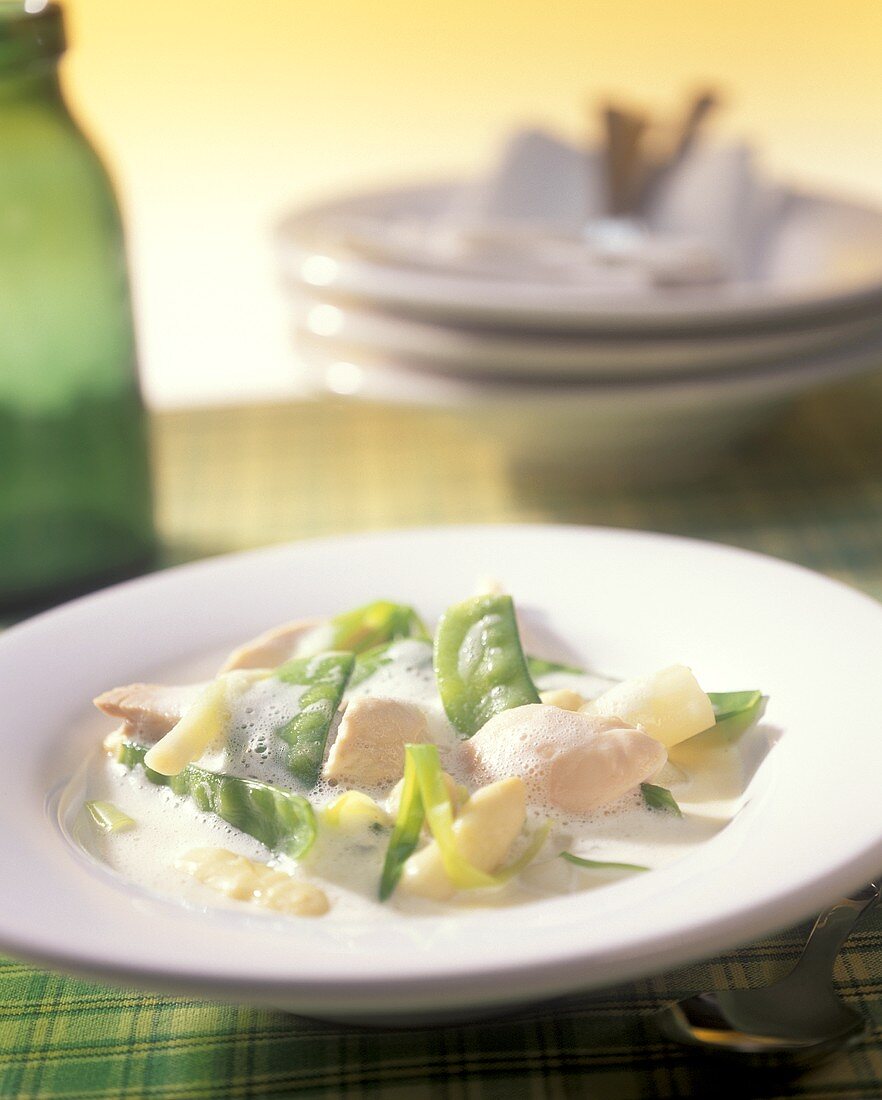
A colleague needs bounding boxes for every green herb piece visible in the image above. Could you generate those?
[560,852,649,873]
[433,594,540,737]
[640,782,682,816]
[85,800,135,833]
[526,656,585,678]
[708,691,763,723]
[325,600,429,654]
[379,746,425,900]
[117,740,316,859]
[274,652,354,786]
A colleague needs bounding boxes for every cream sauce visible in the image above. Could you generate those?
[72,638,748,920]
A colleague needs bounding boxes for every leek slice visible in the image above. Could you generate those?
[640,782,682,816]
[526,656,585,679]
[380,743,550,899]
[560,852,649,873]
[378,748,424,900]
[410,744,498,890]
[708,691,763,723]
[85,800,135,833]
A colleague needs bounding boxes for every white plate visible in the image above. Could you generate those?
[276,183,882,333]
[291,293,882,381]
[2,526,882,1023]
[297,327,882,485]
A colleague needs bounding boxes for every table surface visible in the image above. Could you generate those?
[4,373,882,1098]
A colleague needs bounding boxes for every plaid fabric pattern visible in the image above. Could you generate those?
[3,370,882,1098]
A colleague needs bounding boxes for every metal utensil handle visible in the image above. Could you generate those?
[792,882,880,980]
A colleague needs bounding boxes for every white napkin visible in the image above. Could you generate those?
[415,128,781,289]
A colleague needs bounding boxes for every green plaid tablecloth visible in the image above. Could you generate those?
[4,371,882,1098]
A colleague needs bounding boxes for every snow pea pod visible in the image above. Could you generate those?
[349,637,433,689]
[433,594,540,737]
[323,600,429,655]
[116,741,316,858]
[274,652,354,786]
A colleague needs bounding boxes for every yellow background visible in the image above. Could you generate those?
[60,0,882,407]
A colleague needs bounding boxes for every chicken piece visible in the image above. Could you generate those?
[218,618,322,673]
[93,682,207,742]
[102,722,134,754]
[322,696,428,786]
[397,777,526,902]
[467,704,666,814]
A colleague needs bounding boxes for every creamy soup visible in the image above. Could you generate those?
[68,595,761,922]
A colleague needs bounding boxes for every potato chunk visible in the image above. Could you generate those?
[322,696,428,786]
[467,704,666,814]
[539,688,586,712]
[177,848,328,916]
[579,665,715,749]
[397,777,526,902]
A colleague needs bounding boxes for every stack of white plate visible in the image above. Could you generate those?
[275,179,882,485]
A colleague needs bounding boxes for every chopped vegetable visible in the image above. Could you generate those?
[527,656,585,678]
[349,641,395,688]
[640,782,682,816]
[117,740,316,859]
[381,744,547,900]
[708,690,762,722]
[581,665,715,749]
[274,652,354,786]
[177,848,329,916]
[317,600,430,655]
[144,674,238,777]
[349,637,433,688]
[320,791,390,833]
[560,852,649,873]
[85,800,135,833]
[433,594,540,736]
[379,747,425,900]
[410,744,499,890]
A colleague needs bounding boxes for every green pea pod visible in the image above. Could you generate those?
[328,600,430,654]
[116,741,316,858]
[350,637,433,689]
[433,594,540,736]
[274,652,354,786]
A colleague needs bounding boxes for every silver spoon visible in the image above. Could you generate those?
[655,882,879,1063]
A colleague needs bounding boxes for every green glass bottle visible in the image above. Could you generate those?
[0,1,155,610]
